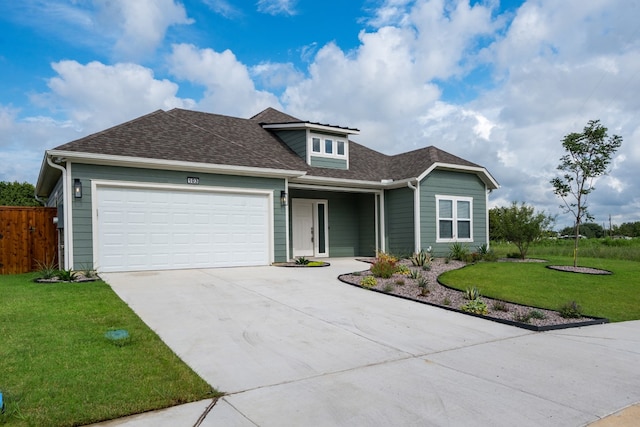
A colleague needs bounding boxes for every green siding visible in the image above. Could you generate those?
[69,163,287,269]
[357,194,376,256]
[289,190,375,257]
[310,156,348,170]
[420,170,487,257]
[274,130,307,160]
[385,187,414,256]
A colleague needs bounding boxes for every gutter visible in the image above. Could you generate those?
[407,179,421,254]
[46,156,70,269]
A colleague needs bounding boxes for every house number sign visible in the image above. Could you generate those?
[187,177,200,185]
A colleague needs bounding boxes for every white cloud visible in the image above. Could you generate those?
[251,62,305,90]
[35,60,194,132]
[95,0,193,60]
[167,43,281,117]
[203,0,243,19]
[256,0,297,16]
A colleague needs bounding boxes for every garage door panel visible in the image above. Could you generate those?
[97,186,270,272]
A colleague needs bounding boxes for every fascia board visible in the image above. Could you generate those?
[45,150,308,179]
[417,162,500,190]
[262,122,360,135]
[291,175,383,189]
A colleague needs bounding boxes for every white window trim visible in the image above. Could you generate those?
[435,195,473,243]
[308,132,348,161]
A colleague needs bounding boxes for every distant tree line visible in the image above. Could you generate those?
[559,222,640,238]
[0,181,42,206]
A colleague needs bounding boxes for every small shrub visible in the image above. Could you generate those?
[36,257,59,279]
[422,264,432,271]
[417,276,429,288]
[360,276,377,289]
[460,299,488,315]
[383,283,394,292]
[464,286,481,300]
[370,254,397,278]
[442,297,451,306]
[352,271,362,276]
[449,242,469,261]
[559,301,582,318]
[419,286,430,296]
[481,250,499,262]
[56,269,78,282]
[491,301,509,312]
[477,243,490,255]
[410,250,433,267]
[307,261,325,267]
[376,251,398,264]
[530,310,546,320]
[513,310,545,323]
[464,252,482,263]
[408,269,421,280]
[79,263,98,278]
[295,256,310,265]
[395,278,405,286]
[506,252,521,259]
[513,311,532,323]
[396,264,411,275]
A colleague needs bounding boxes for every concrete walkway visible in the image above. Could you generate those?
[95,259,640,426]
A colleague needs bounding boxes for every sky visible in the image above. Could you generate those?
[1,0,638,230]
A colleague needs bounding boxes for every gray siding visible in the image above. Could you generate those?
[385,187,414,256]
[289,190,375,257]
[310,156,348,170]
[274,130,306,160]
[69,163,287,269]
[420,170,487,257]
[357,194,376,256]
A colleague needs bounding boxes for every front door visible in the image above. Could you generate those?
[292,199,328,258]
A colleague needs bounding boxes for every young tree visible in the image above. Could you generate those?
[550,120,622,266]
[492,202,554,259]
[0,181,42,206]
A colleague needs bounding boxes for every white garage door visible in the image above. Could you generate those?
[96,186,271,272]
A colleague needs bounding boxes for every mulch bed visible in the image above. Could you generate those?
[339,258,608,331]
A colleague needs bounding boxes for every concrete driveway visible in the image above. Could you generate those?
[99,259,640,426]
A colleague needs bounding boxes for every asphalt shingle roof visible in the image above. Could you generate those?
[52,108,488,183]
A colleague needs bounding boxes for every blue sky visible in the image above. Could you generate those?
[1,0,639,228]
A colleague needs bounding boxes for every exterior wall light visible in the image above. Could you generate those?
[280,190,288,206]
[74,179,82,198]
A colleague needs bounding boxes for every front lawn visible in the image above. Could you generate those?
[0,274,218,427]
[439,257,640,322]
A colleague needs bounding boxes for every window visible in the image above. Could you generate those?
[312,137,321,153]
[308,133,347,158]
[436,195,473,242]
[325,139,333,154]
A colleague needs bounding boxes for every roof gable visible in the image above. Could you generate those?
[250,107,301,123]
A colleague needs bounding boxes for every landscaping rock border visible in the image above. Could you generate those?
[339,258,608,331]
[547,265,612,275]
[272,262,330,267]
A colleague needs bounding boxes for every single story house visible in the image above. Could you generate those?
[35,107,499,273]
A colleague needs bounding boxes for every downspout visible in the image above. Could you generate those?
[46,156,70,269]
[407,180,420,254]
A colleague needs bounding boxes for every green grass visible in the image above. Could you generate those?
[491,238,640,262]
[0,274,218,427]
[439,256,640,322]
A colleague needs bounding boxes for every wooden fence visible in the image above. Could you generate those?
[0,207,58,274]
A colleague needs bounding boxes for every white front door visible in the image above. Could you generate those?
[292,199,328,258]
